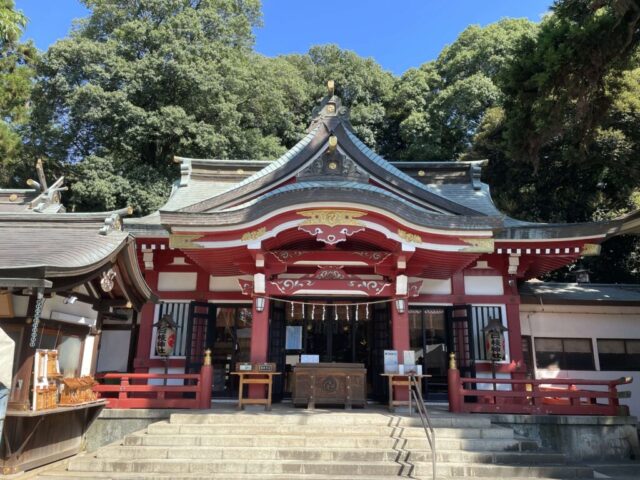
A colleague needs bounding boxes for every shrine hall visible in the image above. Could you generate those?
[125,82,640,403]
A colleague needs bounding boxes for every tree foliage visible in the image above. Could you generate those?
[475,0,640,282]
[0,0,36,186]
[28,0,267,212]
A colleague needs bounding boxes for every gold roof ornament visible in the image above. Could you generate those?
[328,135,338,154]
[327,80,335,96]
[398,229,422,244]
[241,227,267,242]
[169,234,204,249]
[298,209,365,227]
[581,243,601,256]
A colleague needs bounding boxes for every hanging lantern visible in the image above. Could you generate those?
[155,314,177,357]
[483,318,508,362]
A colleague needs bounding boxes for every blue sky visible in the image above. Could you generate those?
[17,0,552,75]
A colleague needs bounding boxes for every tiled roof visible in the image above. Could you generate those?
[520,282,640,304]
[0,225,129,276]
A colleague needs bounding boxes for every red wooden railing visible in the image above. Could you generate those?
[94,363,212,409]
[448,367,632,416]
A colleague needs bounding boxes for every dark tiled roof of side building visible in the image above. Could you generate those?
[520,281,640,305]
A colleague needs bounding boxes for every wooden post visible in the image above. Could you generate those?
[447,352,462,413]
[118,376,129,405]
[199,349,212,409]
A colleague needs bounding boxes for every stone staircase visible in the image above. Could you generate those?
[38,408,595,479]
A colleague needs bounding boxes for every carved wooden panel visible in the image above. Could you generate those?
[292,363,366,408]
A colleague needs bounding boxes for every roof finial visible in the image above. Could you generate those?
[327,80,335,97]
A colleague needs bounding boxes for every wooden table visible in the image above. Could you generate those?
[380,373,430,413]
[231,372,280,411]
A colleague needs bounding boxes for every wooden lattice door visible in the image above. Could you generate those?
[185,301,216,374]
[446,305,476,378]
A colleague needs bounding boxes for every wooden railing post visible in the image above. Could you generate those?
[118,376,129,403]
[448,352,462,413]
[199,349,213,409]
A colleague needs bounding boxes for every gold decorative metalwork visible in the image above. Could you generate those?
[449,352,457,370]
[241,227,267,241]
[169,234,203,249]
[581,243,601,256]
[327,80,335,96]
[460,237,495,253]
[327,134,338,154]
[327,104,336,113]
[398,229,422,244]
[298,210,365,227]
[328,162,338,170]
[418,170,426,177]
[204,349,212,366]
[8,193,17,202]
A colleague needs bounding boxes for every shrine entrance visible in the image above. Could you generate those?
[268,299,391,402]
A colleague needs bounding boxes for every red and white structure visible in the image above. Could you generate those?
[120,84,640,409]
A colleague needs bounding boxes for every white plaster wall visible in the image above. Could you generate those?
[464,276,504,295]
[42,295,97,327]
[96,330,131,372]
[149,366,185,386]
[419,278,452,295]
[209,275,251,292]
[10,294,29,317]
[475,371,512,391]
[81,335,95,376]
[158,272,197,291]
[520,304,640,417]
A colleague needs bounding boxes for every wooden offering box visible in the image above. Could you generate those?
[292,363,366,409]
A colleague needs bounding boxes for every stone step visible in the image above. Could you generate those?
[96,445,567,464]
[39,472,596,480]
[147,420,513,438]
[168,412,493,429]
[65,458,593,478]
[124,432,529,451]
[39,473,413,480]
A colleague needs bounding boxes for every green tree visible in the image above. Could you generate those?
[384,18,538,160]
[28,0,270,213]
[475,0,640,282]
[282,45,395,150]
[0,0,36,186]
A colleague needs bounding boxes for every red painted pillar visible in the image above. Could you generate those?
[391,296,410,401]
[134,270,158,372]
[506,300,524,375]
[199,349,213,409]
[448,364,462,413]
[249,297,270,398]
[391,298,410,353]
[503,275,525,377]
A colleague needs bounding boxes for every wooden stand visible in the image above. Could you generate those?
[1,400,106,475]
[231,372,279,411]
[381,373,430,412]
[292,363,367,410]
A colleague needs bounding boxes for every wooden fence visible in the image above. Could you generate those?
[448,367,632,416]
[94,364,212,409]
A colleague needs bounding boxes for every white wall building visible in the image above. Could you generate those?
[520,282,640,417]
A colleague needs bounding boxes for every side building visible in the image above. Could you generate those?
[0,163,155,474]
